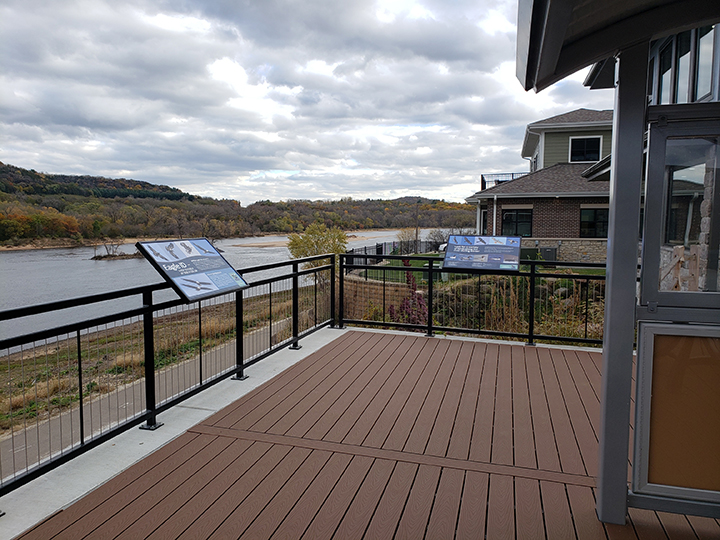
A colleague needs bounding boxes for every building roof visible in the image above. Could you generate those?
[528,108,613,127]
[516,0,720,92]
[522,108,613,158]
[466,163,609,202]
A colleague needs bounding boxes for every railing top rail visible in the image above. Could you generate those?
[241,253,334,275]
[0,282,171,322]
[340,252,606,268]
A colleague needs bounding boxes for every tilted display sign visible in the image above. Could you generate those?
[137,238,248,303]
[442,235,521,270]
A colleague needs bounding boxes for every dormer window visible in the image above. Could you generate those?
[569,136,601,162]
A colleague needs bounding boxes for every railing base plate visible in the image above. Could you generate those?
[139,422,164,431]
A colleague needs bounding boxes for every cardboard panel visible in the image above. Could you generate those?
[647,334,720,491]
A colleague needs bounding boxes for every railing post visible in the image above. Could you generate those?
[289,260,301,350]
[198,302,203,384]
[528,261,536,345]
[140,290,163,430]
[338,255,345,328]
[426,258,434,337]
[584,278,590,339]
[233,290,248,380]
[77,331,85,444]
[330,254,336,328]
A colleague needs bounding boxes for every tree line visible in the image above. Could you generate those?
[0,162,475,243]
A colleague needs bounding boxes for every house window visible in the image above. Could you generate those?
[652,26,716,105]
[696,25,715,100]
[580,208,609,238]
[502,209,532,237]
[675,31,692,104]
[570,137,601,162]
[659,43,673,104]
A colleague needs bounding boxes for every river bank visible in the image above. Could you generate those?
[0,229,405,252]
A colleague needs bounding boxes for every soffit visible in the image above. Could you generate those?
[517,0,720,92]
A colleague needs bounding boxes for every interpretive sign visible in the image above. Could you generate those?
[442,235,521,270]
[137,238,248,303]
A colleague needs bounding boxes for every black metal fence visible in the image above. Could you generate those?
[346,239,442,262]
[339,254,605,346]
[0,254,334,496]
[0,250,605,496]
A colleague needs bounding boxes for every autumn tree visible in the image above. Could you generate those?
[288,222,347,269]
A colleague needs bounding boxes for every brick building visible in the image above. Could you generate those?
[466,109,613,261]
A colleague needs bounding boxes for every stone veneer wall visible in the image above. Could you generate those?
[521,238,607,263]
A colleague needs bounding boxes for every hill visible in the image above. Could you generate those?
[0,163,475,245]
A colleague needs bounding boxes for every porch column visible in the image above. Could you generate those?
[597,42,649,524]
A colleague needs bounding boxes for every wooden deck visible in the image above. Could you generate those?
[17,331,720,539]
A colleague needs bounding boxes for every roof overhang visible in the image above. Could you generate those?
[517,0,720,92]
[467,191,609,202]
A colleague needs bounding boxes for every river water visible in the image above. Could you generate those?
[0,230,429,340]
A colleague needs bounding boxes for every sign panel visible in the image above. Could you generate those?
[137,238,248,303]
[442,235,521,270]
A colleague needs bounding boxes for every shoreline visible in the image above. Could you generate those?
[0,229,400,252]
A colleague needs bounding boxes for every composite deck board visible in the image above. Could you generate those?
[363,460,417,540]
[353,337,437,448]
[514,477,545,540]
[302,334,414,441]
[455,470,489,539]
[468,342,498,463]
[263,333,394,436]
[16,330,712,540]
[512,345,537,469]
[525,345,562,472]
[687,515,720,539]
[486,474,515,540]
[403,339,461,454]
[553,348,600,477]
[381,339,449,452]
[425,467,464,538]
[445,342,485,461]
[537,345,587,475]
[491,343,514,466]
[393,464,440,540]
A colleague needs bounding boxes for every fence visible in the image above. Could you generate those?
[0,254,334,496]
[346,239,442,261]
[339,254,605,345]
[0,250,605,496]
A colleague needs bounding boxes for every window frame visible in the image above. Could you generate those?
[580,207,609,238]
[501,208,533,237]
[568,136,603,163]
[652,26,716,105]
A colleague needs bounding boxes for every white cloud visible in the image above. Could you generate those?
[0,0,615,204]
[142,13,212,34]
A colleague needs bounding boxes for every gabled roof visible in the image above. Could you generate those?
[528,108,613,127]
[522,109,613,158]
[466,163,609,202]
[517,0,720,92]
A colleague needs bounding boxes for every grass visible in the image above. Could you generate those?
[1,283,329,436]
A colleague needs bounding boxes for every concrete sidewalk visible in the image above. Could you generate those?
[0,327,348,540]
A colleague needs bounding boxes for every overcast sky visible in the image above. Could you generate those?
[1,0,614,205]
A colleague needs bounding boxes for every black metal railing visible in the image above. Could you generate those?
[0,250,605,496]
[339,254,605,346]
[0,254,335,496]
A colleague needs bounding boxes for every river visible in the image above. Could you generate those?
[0,229,431,340]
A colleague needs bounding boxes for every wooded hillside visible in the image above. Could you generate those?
[0,162,475,243]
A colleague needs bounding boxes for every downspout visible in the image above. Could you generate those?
[476,202,481,235]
